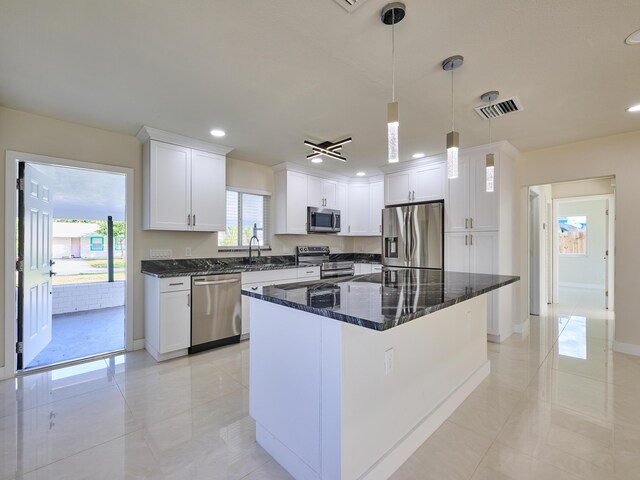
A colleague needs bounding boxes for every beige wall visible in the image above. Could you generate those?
[552,177,615,199]
[519,129,640,348]
[0,107,359,369]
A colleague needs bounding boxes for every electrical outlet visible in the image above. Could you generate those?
[185,247,192,257]
[384,348,394,375]
[150,249,172,259]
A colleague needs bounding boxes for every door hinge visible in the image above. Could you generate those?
[605,290,609,297]
[16,178,24,191]
[606,209,609,215]
[16,342,23,354]
[16,259,23,272]
[606,249,609,256]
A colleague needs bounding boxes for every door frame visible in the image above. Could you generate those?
[4,151,134,378]
[552,193,614,309]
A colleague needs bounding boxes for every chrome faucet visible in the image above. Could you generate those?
[248,223,261,264]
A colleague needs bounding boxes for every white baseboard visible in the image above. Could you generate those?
[513,317,530,334]
[362,360,491,480]
[613,341,640,357]
[0,365,8,381]
[132,339,145,351]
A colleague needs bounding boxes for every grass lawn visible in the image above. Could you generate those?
[84,259,127,269]
[53,272,126,285]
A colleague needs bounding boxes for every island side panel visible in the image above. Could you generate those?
[249,297,343,479]
[340,295,489,480]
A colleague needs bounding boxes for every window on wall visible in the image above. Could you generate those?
[90,236,104,251]
[558,215,587,255]
[218,190,271,249]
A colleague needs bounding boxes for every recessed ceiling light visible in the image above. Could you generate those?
[210,129,226,137]
[626,104,640,112]
[625,28,640,45]
[356,171,366,176]
[311,157,323,163]
[412,153,425,159]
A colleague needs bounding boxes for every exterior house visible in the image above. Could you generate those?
[52,222,124,259]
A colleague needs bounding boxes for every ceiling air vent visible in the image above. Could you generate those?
[333,0,370,12]
[474,96,523,120]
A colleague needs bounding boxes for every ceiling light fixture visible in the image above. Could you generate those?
[412,152,425,159]
[625,28,640,45]
[304,137,352,162]
[311,157,323,163]
[210,129,225,137]
[381,3,406,164]
[626,104,640,112]
[356,171,366,176]
[443,55,463,179]
[481,91,499,193]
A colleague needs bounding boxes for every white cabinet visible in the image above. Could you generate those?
[142,139,227,232]
[241,267,320,336]
[369,181,384,235]
[274,170,308,234]
[343,182,384,237]
[346,184,370,235]
[308,176,339,208]
[354,263,372,275]
[385,162,446,206]
[445,151,499,233]
[144,276,191,361]
[371,263,383,273]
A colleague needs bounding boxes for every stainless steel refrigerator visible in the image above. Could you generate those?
[381,201,444,269]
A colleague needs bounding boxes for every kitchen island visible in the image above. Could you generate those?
[243,269,518,480]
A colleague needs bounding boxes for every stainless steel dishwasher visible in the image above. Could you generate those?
[190,273,242,353]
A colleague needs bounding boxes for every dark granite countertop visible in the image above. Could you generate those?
[242,269,519,331]
[141,253,382,278]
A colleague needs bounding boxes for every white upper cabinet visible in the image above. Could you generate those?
[385,161,446,206]
[446,151,499,233]
[191,149,226,231]
[346,183,370,235]
[139,127,232,232]
[368,181,384,235]
[274,170,308,234]
[308,176,338,209]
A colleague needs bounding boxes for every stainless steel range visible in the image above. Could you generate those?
[296,246,354,279]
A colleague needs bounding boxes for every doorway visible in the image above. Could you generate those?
[527,177,615,314]
[4,151,134,377]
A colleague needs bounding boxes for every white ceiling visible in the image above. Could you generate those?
[1,1,639,176]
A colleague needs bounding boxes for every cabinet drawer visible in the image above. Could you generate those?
[160,277,191,293]
[297,266,320,279]
[241,268,299,285]
[371,264,383,273]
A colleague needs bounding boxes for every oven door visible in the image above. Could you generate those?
[308,207,341,233]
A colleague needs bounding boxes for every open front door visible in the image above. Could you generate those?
[17,162,54,369]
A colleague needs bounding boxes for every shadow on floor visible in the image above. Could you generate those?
[26,306,125,370]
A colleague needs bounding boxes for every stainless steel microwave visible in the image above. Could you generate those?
[307,207,341,233]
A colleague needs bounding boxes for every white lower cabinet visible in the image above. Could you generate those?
[241,267,320,336]
[354,263,372,275]
[144,276,191,361]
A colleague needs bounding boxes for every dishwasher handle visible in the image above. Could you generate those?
[193,278,240,286]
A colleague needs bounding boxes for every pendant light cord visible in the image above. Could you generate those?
[489,99,493,146]
[391,10,396,102]
[451,69,455,131]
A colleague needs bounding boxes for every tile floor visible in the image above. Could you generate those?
[1,298,639,479]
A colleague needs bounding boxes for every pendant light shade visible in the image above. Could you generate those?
[480,90,499,192]
[382,3,405,164]
[388,101,399,163]
[443,55,463,179]
[446,131,459,178]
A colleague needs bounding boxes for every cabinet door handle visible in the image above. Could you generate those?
[412,191,415,201]
[193,214,196,226]
[306,270,314,274]
[187,214,191,226]
[470,218,473,229]
[379,224,382,233]
[470,234,474,246]
[187,293,190,307]
[169,282,184,286]
[465,234,468,246]
[465,218,468,229]
[348,225,351,233]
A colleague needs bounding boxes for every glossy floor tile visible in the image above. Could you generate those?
[0,292,638,479]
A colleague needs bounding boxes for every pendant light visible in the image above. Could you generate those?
[481,90,499,193]
[381,3,406,163]
[442,55,463,178]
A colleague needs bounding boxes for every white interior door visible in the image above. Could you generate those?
[20,163,54,368]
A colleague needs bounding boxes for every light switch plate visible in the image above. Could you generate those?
[185,247,192,257]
